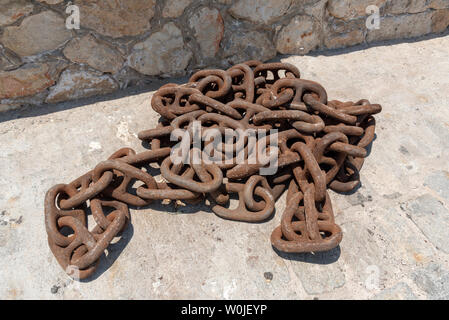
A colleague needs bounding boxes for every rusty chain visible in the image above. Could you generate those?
[44,60,381,279]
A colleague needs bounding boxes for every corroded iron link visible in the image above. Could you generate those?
[44,61,381,279]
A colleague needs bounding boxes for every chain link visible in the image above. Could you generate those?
[44,60,381,279]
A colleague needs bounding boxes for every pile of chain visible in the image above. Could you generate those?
[44,60,381,279]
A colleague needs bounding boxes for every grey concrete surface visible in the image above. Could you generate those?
[1,34,449,300]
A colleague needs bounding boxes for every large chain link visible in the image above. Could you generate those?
[44,60,381,279]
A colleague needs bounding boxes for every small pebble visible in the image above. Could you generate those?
[264,272,273,281]
[51,285,60,294]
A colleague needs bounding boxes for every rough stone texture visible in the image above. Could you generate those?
[0,47,22,71]
[430,0,449,9]
[328,0,387,20]
[0,64,57,99]
[327,15,366,35]
[432,9,449,33]
[75,0,156,38]
[304,0,328,20]
[0,103,20,113]
[323,14,366,50]
[404,194,449,254]
[162,0,193,18]
[413,263,449,299]
[45,67,118,104]
[0,0,34,27]
[288,249,346,295]
[424,171,449,203]
[276,15,321,54]
[324,30,364,49]
[0,0,448,110]
[223,31,276,64]
[384,0,428,14]
[372,282,417,300]
[1,35,449,299]
[38,0,63,4]
[127,23,192,76]
[0,11,72,57]
[63,35,124,74]
[367,11,433,43]
[189,7,224,59]
[229,0,293,24]
[376,207,436,266]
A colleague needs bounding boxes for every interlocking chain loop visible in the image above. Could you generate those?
[212,179,275,222]
[44,60,381,279]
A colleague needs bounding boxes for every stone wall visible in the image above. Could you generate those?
[1,0,448,112]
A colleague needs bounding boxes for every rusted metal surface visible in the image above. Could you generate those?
[44,61,381,279]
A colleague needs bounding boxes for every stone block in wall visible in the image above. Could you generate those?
[163,0,193,18]
[0,0,34,27]
[222,30,276,64]
[189,7,224,59]
[0,103,21,112]
[324,16,366,50]
[366,11,433,43]
[384,0,429,14]
[0,46,22,71]
[37,0,64,4]
[63,35,124,74]
[112,67,147,90]
[0,11,72,57]
[326,16,366,35]
[229,0,294,25]
[74,0,156,38]
[0,63,60,100]
[46,66,118,104]
[429,0,449,10]
[432,9,449,33]
[304,0,328,21]
[127,22,193,76]
[328,0,387,21]
[276,15,321,55]
[324,30,364,50]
